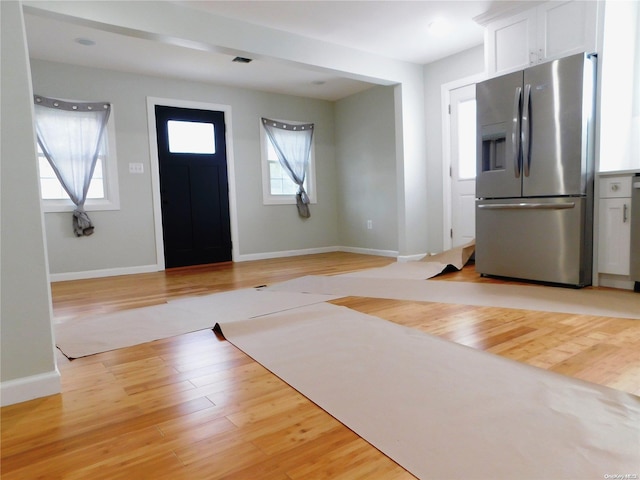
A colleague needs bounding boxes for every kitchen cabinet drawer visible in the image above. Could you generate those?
[599,176,632,198]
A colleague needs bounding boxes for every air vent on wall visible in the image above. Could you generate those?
[232,56,253,63]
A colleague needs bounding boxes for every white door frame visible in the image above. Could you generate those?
[441,73,485,250]
[146,97,239,270]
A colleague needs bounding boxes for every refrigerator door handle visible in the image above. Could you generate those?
[477,202,576,210]
[512,86,522,178]
[521,83,532,177]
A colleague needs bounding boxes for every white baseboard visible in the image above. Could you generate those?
[338,246,398,258]
[49,247,404,280]
[50,264,161,282]
[597,274,634,290]
[236,246,340,262]
[397,253,428,262]
[237,246,401,262]
[1,369,61,406]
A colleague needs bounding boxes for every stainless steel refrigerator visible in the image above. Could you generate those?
[475,52,597,287]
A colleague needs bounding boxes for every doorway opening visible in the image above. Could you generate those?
[151,102,234,268]
[442,74,484,250]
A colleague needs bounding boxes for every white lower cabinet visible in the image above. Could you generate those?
[598,176,632,276]
[598,198,631,275]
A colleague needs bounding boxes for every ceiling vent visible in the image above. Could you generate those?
[232,56,253,64]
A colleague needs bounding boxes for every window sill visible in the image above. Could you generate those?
[42,198,120,213]
[263,194,317,206]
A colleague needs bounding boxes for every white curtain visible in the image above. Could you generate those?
[262,117,314,218]
[34,95,111,236]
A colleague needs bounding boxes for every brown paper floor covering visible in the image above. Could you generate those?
[216,302,640,479]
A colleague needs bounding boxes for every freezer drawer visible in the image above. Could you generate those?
[475,197,592,287]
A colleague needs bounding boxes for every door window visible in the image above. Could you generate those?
[167,120,216,154]
[457,98,477,180]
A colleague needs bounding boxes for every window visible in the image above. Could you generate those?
[457,98,477,180]
[167,120,216,154]
[36,105,120,212]
[38,142,105,200]
[260,118,316,205]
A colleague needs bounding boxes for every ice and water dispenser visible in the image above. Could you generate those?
[480,124,507,173]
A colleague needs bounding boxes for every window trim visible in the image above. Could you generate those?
[259,118,317,206]
[38,105,120,213]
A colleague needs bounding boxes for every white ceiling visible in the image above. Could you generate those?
[23,1,520,101]
[178,0,493,64]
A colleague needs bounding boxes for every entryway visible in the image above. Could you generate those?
[154,105,232,268]
[442,74,483,250]
[448,83,476,248]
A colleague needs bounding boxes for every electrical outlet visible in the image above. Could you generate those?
[129,163,144,174]
[367,219,373,230]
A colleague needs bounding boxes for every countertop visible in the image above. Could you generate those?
[597,169,640,176]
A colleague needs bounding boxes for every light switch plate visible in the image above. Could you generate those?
[129,163,144,174]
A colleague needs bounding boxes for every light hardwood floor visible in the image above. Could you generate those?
[2,253,639,479]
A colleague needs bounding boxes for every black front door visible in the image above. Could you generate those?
[155,105,232,268]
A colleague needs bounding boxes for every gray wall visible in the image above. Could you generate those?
[423,45,485,253]
[32,44,484,275]
[1,0,483,406]
[31,47,485,274]
[335,85,398,253]
[1,1,59,402]
[31,60,340,274]
[229,89,339,255]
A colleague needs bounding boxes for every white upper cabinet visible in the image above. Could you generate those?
[538,1,598,60]
[485,9,537,75]
[481,1,600,77]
